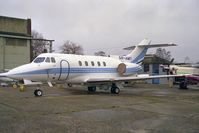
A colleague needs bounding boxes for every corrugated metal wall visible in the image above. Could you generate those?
[0,16,31,71]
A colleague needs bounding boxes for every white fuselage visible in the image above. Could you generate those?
[5,53,142,84]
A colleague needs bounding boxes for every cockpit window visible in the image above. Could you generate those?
[51,57,56,63]
[45,57,50,63]
[33,57,45,63]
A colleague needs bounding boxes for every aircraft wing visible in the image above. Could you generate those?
[86,74,188,84]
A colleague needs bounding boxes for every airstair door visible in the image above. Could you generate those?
[58,60,70,80]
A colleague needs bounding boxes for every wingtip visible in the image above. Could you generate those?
[169,42,177,46]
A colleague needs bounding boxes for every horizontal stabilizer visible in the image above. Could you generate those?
[123,43,177,50]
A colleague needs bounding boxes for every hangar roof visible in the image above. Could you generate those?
[143,54,171,65]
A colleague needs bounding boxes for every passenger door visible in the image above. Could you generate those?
[58,59,70,81]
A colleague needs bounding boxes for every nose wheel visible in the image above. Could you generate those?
[34,89,43,97]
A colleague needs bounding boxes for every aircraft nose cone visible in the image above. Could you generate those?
[4,71,22,80]
[0,72,8,77]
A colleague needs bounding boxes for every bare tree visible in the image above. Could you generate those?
[60,40,83,55]
[155,48,171,61]
[31,30,48,59]
[94,51,106,56]
[156,48,164,59]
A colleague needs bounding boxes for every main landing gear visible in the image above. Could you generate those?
[110,83,120,94]
[87,83,120,94]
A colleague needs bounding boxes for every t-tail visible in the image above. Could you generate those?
[123,39,151,64]
[122,39,177,64]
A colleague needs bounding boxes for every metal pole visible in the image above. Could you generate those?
[49,41,52,53]
[3,38,5,71]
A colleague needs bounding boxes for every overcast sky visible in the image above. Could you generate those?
[0,0,199,62]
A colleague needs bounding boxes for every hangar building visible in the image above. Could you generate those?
[0,16,54,72]
[142,54,171,84]
[0,16,31,72]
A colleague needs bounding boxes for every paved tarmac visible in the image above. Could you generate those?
[0,84,199,133]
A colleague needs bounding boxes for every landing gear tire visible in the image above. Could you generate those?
[111,84,120,94]
[34,89,43,97]
[179,81,188,90]
[88,86,96,93]
[68,83,72,87]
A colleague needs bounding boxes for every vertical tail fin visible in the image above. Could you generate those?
[125,39,151,63]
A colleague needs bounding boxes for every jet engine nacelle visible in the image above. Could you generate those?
[117,63,126,75]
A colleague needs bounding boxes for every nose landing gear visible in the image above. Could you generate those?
[34,86,43,97]
[34,89,43,97]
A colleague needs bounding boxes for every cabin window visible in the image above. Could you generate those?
[97,61,101,66]
[45,57,50,63]
[79,61,82,66]
[91,61,94,66]
[51,57,56,63]
[85,61,88,66]
[33,57,45,63]
[103,62,106,66]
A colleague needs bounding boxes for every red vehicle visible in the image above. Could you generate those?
[179,75,199,89]
[186,75,199,82]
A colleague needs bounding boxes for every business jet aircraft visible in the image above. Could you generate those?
[0,39,185,96]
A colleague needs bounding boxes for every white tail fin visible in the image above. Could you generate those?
[123,39,176,64]
[125,39,151,63]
